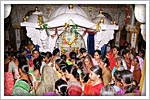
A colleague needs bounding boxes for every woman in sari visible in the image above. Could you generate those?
[4,52,14,96]
[35,65,59,96]
[65,65,82,96]
[12,55,33,96]
[84,65,104,96]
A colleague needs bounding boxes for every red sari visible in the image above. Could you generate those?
[84,82,104,96]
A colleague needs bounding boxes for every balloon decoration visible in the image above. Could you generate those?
[4,4,11,18]
[134,4,146,23]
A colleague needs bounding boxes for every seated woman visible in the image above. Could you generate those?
[12,55,33,96]
[84,65,104,96]
[65,65,82,96]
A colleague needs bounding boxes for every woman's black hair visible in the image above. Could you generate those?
[52,48,60,56]
[32,49,39,54]
[120,70,133,84]
[102,57,110,67]
[59,64,67,72]
[55,78,68,96]
[17,54,28,71]
[46,52,52,59]
[69,51,77,60]
[90,65,102,79]
[122,49,130,57]
[66,65,79,81]
[19,47,26,54]
[112,46,120,55]
[4,51,10,59]
[134,56,139,64]
[113,70,122,82]
[33,58,41,72]
[55,59,66,67]
[125,84,136,93]
[16,53,33,91]
[75,58,83,70]
[81,73,89,83]
[120,70,136,94]
[61,54,67,62]
[40,52,47,59]
[94,49,101,56]
[79,48,86,54]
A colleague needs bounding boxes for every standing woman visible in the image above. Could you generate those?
[12,55,33,96]
[29,49,40,71]
[84,65,104,96]
[93,49,102,65]
[99,58,112,86]
[83,54,94,74]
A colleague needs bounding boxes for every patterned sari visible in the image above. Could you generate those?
[12,79,33,96]
[4,72,14,96]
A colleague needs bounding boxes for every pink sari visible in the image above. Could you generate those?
[4,72,14,96]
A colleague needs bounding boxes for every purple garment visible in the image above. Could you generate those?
[116,89,125,95]
[116,89,141,96]
[43,92,58,96]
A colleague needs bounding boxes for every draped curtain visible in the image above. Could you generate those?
[87,33,95,57]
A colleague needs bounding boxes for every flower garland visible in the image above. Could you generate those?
[62,34,77,47]
[62,22,79,47]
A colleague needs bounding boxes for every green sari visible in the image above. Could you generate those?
[12,79,33,96]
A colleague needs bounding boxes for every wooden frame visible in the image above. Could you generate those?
[130,28,139,49]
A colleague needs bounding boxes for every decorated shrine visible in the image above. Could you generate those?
[20,4,119,54]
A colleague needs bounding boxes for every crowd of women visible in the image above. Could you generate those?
[4,43,145,96]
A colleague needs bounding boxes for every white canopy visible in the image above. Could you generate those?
[21,10,48,28]
[49,4,90,19]
[93,13,111,24]
[45,13,95,29]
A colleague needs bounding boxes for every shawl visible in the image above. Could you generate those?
[12,79,32,96]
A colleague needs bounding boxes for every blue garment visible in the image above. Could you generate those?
[35,45,40,51]
[101,44,107,59]
[113,85,121,92]
[112,66,117,76]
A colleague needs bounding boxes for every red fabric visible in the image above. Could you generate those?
[108,51,116,70]
[29,59,33,67]
[84,83,104,96]
[4,72,14,96]
[68,85,82,96]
